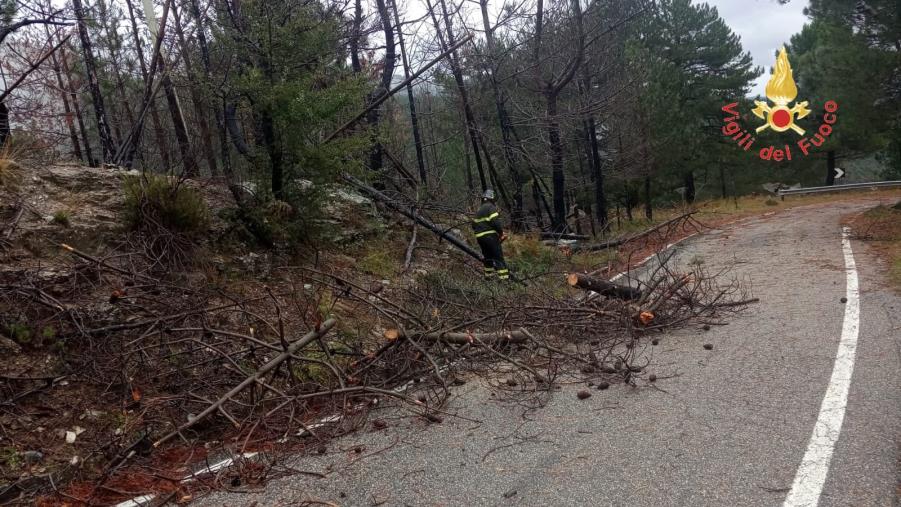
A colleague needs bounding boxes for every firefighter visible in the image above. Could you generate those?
[472,189,509,281]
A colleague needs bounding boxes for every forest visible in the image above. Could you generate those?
[0,0,899,503]
[0,0,897,236]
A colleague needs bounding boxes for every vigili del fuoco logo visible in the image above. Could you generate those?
[722,46,838,162]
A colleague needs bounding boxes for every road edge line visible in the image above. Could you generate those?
[783,226,861,507]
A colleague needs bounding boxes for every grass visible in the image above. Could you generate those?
[0,157,23,191]
[0,447,20,473]
[359,248,398,278]
[849,202,901,290]
[52,210,71,227]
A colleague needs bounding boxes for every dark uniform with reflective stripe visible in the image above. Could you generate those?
[472,202,508,280]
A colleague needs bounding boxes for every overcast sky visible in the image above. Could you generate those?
[703,0,811,97]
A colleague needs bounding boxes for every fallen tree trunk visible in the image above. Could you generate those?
[540,232,590,241]
[570,211,695,252]
[567,273,641,300]
[384,328,527,345]
[343,174,483,262]
[154,318,337,447]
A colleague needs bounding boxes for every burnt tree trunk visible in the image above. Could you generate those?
[683,170,695,204]
[0,100,8,148]
[140,0,195,175]
[188,0,231,178]
[719,163,727,199]
[390,0,427,187]
[72,0,116,162]
[644,175,652,220]
[479,0,525,230]
[172,2,219,176]
[534,0,585,231]
[47,34,84,162]
[547,91,567,230]
[125,0,171,169]
[369,0,397,178]
[97,0,135,152]
[350,0,362,73]
[426,0,487,191]
[59,44,96,166]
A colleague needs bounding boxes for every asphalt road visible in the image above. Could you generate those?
[194,198,901,507]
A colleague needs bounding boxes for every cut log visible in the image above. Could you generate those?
[384,328,527,345]
[567,273,641,300]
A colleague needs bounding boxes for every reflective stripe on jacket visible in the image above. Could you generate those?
[472,202,503,238]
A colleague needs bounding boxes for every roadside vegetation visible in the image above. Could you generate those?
[849,202,901,290]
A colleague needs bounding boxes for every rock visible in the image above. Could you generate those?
[651,339,659,346]
[577,390,592,400]
[22,451,43,464]
[597,382,610,390]
[649,374,657,382]
[840,297,847,303]
[703,343,713,350]
[0,335,22,354]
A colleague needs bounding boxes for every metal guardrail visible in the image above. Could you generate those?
[777,181,901,196]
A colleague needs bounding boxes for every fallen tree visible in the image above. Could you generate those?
[384,328,528,344]
[343,173,483,262]
[571,211,698,252]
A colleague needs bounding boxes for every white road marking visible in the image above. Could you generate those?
[609,232,698,282]
[783,227,860,507]
[114,494,155,507]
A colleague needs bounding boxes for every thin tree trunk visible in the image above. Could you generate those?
[72,0,116,162]
[426,0,487,191]
[0,100,8,148]
[172,2,219,176]
[59,44,96,166]
[719,162,727,199]
[547,91,566,229]
[365,0,396,180]
[683,170,695,203]
[390,0,427,186]
[534,0,585,231]
[125,0,171,169]
[644,175,652,220]
[97,0,137,158]
[479,0,525,230]
[141,0,195,176]
[463,122,474,192]
[46,27,83,162]
[350,0,362,73]
[187,0,231,178]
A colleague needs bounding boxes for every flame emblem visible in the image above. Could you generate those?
[752,47,810,135]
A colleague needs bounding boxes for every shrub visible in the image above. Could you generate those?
[123,175,208,233]
[765,198,779,206]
